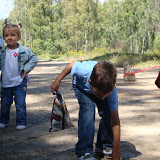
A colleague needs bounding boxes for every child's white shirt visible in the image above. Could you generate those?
[1,48,23,87]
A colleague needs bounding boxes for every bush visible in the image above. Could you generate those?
[153,33,160,51]
[32,39,44,55]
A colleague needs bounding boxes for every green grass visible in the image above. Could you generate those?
[37,50,160,69]
[133,60,160,68]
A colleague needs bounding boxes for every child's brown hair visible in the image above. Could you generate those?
[90,61,117,94]
[3,23,22,38]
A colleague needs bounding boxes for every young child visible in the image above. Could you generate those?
[0,23,38,130]
[51,61,120,160]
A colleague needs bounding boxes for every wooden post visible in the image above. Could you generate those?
[123,62,136,81]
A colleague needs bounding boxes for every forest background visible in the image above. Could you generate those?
[0,0,160,67]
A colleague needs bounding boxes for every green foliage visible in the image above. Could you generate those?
[0,20,4,36]
[38,53,60,61]
[1,0,160,59]
[39,47,160,69]
[32,39,44,55]
[153,33,160,51]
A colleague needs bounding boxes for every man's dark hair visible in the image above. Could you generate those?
[90,61,117,94]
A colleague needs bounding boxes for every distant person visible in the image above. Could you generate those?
[0,36,4,50]
[51,61,121,160]
[0,23,38,130]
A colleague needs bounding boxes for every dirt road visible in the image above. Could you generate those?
[0,60,160,160]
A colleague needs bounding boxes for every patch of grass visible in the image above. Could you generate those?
[38,53,60,61]
[37,48,160,69]
[133,60,160,68]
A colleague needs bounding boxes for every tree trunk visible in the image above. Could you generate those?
[84,21,89,51]
[135,32,139,54]
[130,37,133,53]
[142,34,145,54]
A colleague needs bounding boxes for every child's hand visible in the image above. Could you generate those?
[21,70,26,78]
[51,80,60,95]
[112,148,121,160]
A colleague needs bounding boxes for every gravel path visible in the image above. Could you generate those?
[0,60,160,160]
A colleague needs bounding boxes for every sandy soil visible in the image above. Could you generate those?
[0,60,160,160]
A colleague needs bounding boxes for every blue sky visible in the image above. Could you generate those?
[0,0,14,20]
[0,0,107,20]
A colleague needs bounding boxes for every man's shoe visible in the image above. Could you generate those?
[16,125,26,130]
[0,123,6,128]
[77,153,97,160]
[95,147,112,158]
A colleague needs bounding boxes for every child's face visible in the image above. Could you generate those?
[92,86,111,100]
[3,30,20,49]
[88,79,111,100]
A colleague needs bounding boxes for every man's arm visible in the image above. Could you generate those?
[51,60,76,94]
[111,110,121,160]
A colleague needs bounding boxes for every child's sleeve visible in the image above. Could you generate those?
[23,48,38,72]
[106,85,119,111]
[71,61,80,76]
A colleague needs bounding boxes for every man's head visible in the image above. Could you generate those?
[88,61,117,100]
